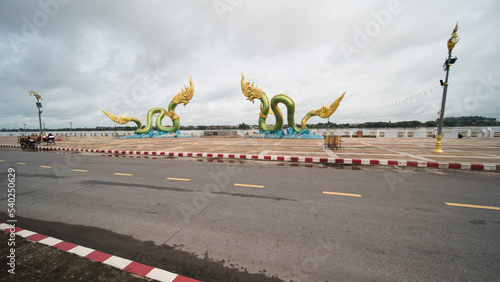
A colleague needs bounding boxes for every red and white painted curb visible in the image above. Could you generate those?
[1,222,200,282]
[1,144,497,171]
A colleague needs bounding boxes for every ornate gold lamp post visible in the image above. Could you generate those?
[28,90,44,137]
[433,23,460,153]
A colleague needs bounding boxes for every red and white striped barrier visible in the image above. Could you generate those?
[1,223,199,282]
[1,144,497,171]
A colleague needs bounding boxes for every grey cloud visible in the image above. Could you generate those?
[0,0,499,129]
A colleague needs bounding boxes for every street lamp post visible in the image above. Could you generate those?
[28,90,44,137]
[69,122,73,137]
[433,23,460,153]
[23,123,26,136]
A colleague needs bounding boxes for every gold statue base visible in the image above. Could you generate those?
[432,134,444,153]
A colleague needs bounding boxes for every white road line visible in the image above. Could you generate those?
[258,150,271,156]
[363,143,436,162]
[418,155,500,159]
[268,151,327,155]
[336,153,406,156]
[322,147,339,158]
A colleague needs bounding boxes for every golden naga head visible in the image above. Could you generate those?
[101,110,133,124]
[241,73,264,103]
[172,76,194,106]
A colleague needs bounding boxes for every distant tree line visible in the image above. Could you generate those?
[305,116,499,129]
[2,116,498,132]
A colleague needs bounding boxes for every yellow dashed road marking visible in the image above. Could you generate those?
[323,191,361,197]
[72,169,88,172]
[16,162,26,165]
[445,202,500,211]
[167,177,191,181]
[234,183,264,188]
[114,173,133,176]
[40,165,52,169]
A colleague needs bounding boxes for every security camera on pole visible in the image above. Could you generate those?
[433,23,460,153]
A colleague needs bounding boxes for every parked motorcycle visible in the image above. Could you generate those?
[18,137,38,150]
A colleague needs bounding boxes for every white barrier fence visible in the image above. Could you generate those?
[2,127,499,139]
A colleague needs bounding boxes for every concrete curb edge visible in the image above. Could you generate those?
[1,223,200,282]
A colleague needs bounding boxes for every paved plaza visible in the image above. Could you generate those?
[2,136,499,167]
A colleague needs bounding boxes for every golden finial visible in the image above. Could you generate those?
[447,22,460,51]
[28,90,43,100]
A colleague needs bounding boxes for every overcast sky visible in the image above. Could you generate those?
[1,0,499,129]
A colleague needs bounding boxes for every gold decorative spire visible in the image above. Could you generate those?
[28,90,42,100]
[447,22,460,51]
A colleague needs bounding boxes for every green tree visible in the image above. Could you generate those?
[238,123,250,129]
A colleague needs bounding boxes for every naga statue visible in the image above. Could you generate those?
[102,77,194,134]
[241,73,345,133]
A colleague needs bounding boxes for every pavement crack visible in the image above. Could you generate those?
[79,179,194,193]
[163,202,213,245]
[17,173,68,179]
[212,191,296,201]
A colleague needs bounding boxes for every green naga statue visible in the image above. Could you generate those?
[241,73,345,133]
[102,77,194,134]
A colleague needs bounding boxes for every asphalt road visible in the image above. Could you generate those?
[0,148,499,281]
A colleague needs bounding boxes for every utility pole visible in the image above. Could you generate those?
[433,23,460,153]
[28,90,43,136]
